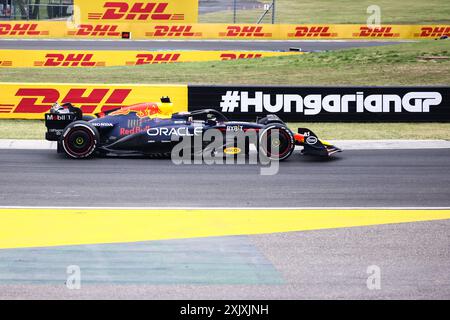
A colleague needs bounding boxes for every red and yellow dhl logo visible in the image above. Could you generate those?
[353,26,400,38]
[288,26,337,38]
[220,53,263,60]
[219,26,272,38]
[0,61,13,67]
[0,103,15,113]
[10,88,132,114]
[414,26,450,38]
[145,25,202,37]
[67,24,121,37]
[126,53,181,65]
[88,2,184,21]
[34,54,105,67]
[0,23,49,36]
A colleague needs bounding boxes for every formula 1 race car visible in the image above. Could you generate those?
[45,97,341,160]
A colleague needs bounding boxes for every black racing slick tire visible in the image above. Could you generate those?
[259,124,295,161]
[61,121,100,159]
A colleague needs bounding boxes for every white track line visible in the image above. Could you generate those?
[1,206,449,210]
[1,139,450,150]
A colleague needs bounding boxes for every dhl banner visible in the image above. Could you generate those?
[0,21,67,38]
[0,50,302,68]
[0,83,188,119]
[74,0,198,23]
[0,22,449,40]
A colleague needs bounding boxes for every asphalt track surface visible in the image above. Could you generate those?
[0,148,449,299]
[0,148,449,208]
[0,221,449,299]
[0,39,405,52]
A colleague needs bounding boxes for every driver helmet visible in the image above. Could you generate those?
[158,101,174,117]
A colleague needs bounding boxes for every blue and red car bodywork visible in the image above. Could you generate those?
[45,98,341,160]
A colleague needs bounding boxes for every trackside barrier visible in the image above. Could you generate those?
[2,84,449,122]
[0,22,448,40]
[0,83,187,119]
[74,0,199,23]
[188,86,450,122]
[0,50,303,68]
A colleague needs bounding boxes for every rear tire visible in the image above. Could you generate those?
[259,124,295,161]
[61,121,99,159]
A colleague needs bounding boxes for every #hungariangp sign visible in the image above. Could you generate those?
[2,84,449,122]
[188,86,450,122]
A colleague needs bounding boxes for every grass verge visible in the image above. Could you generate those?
[200,0,450,25]
[0,41,448,86]
[1,120,448,141]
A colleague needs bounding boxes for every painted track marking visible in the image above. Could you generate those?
[1,208,449,249]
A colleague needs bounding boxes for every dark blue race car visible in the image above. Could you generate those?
[45,97,341,160]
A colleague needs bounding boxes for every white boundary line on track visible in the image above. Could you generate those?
[2,139,450,150]
[1,206,450,210]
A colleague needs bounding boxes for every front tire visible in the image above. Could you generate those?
[61,121,99,159]
[259,124,295,161]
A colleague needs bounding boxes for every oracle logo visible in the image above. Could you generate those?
[13,88,132,113]
[220,26,272,38]
[88,2,184,21]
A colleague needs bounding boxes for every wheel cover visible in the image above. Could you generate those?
[63,126,96,158]
[261,128,293,160]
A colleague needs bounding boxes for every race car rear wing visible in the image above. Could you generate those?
[45,103,81,141]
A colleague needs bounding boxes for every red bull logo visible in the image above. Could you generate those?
[110,102,161,118]
[120,125,151,136]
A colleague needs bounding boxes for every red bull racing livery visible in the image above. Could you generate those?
[45,97,341,160]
